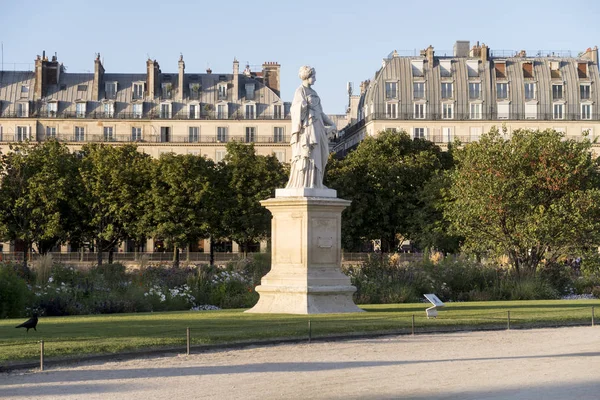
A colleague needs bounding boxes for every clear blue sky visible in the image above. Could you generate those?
[1,0,598,114]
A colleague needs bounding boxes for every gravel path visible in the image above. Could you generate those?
[2,326,600,399]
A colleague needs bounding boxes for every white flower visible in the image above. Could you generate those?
[48,277,54,283]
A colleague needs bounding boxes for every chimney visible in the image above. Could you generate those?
[178,54,185,101]
[454,40,470,57]
[481,43,489,62]
[232,58,239,102]
[426,45,434,65]
[146,59,160,98]
[34,55,44,100]
[583,46,600,65]
[262,62,281,97]
[92,53,105,101]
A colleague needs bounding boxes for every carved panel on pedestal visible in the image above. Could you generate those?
[310,217,338,264]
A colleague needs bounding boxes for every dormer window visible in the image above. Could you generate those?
[189,83,201,100]
[580,84,591,100]
[578,62,588,79]
[160,102,172,119]
[105,81,117,99]
[273,103,282,119]
[161,83,172,99]
[103,102,115,118]
[132,103,143,119]
[411,60,424,77]
[188,102,200,119]
[550,61,561,79]
[439,60,452,77]
[413,82,425,99]
[385,81,398,100]
[20,85,29,98]
[523,62,534,79]
[441,82,453,99]
[552,84,563,100]
[467,60,479,77]
[46,101,58,117]
[469,82,481,99]
[77,85,88,99]
[245,83,255,100]
[245,102,256,119]
[17,102,29,117]
[495,62,506,79]
[132,82,145,100]
[76,102,86,118]
[218,83,227,100]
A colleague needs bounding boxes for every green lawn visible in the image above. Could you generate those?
[1,300,598,366]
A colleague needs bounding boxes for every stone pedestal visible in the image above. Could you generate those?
[246,194,363,314]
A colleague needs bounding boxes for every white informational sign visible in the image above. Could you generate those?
[424,293,445,319]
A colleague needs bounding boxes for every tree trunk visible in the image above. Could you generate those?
[22,241,29,270]
[209,237,215,266]
[173,246,180,268]
[187,243,191,262]
[108,249,114,264]
[97,238,103,267]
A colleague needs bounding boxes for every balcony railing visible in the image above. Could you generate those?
[0,133,289,144]
[366,111,600,122]
[0,110,291,121]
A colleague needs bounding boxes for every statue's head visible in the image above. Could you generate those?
[299,65,316,81]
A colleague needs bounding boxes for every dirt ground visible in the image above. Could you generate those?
[2,326,600,399]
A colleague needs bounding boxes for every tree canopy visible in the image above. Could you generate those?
[326,129,451,252]
[444,128,600,275]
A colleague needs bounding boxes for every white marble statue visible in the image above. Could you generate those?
[285,66,337,189]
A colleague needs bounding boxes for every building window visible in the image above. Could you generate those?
[215,150,226,163]
[105,82,117,99]
[442,103,453,119]
[581,104,592,120]
[273,104,282,119]
[524,83,536,100]
[580,85,591,100]
[413,82,425,99]
[218,83,227,100]
[161,83,172,99]
[385,82,398,99]
[497,103,510,119]
[46,102,58,117]
[217,103,228,119]
[103,126,114,141]
[17,102,29,117]
[133,83,144,100]
[131,127,142,141]
[160,127,170,142]
[103,102,114,118]
[189,83,200,100]
[76,102,86,118]
[46,126,57,139]
[467,60,479,77]
[525,103,537,119]
[131,103,142,119]
[20,85,29,98]
[273,151,285,163]
[553,103,564,119]
[74,126,85,142]
[189,103,199,119]
[441,83,453,99]
[16,126,29,141]
[77,85,88,95]
[273,127,284,142]
[0,125,3,141]
[496,83,508,99]
[245,83,255,100]
[217,127,228,142]
[245,127,255,142]
[413,127,426,139]
[469,83,481,99]
[552,84,563,100]
[443,127,453,142]
[414,103,426,119]
[188,126,199,142]
[245,104,255,119]
[469,103,482,119]
[470,127,482,141]
[386,103,398,119]
[160,103,172,119]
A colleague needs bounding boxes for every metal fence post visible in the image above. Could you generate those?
[507,310,511,330]
[186,327,190,355]
[411,314,415,335]
[592,306,595,327]
[308,320,312,343]
[40,340,44,372]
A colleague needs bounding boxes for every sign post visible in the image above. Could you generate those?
[424,294,445,319]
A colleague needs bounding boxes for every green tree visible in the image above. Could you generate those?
[326,130,448,253]
[151,153,217,267]
[444,128,600,276]
[220,142,287,254]
[0,140,80,267]
[79,144,153,266]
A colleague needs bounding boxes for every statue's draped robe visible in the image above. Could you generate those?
[286,85,329,189]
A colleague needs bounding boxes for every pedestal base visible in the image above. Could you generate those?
[245,196,363,314]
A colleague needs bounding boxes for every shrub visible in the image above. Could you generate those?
[0,264,31,318]
[32,254,53,285]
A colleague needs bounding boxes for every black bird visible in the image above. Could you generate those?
[15,314,38,333]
